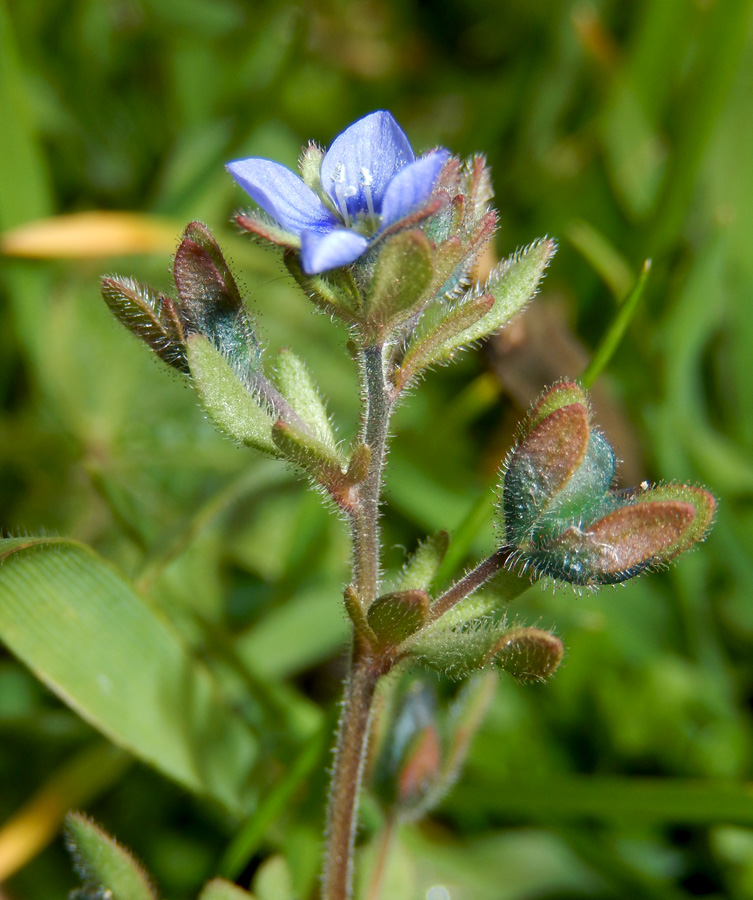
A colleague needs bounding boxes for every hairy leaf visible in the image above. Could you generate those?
[65,813,157,900]
[187,334,277,455]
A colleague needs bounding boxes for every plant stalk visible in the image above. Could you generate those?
[351,343,392,602]
[323,341,396,899]
[428,547,512,623]
[325,340,516,897]
[322,655,380,900]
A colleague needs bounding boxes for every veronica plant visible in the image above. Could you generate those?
[66,111,714,900]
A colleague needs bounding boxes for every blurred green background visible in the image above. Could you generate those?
[2,0,753,897]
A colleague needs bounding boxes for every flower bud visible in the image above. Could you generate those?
[371,679,442,813]
[394,238,555,391]
[494,626,564,682]
[370,674,496,820]
[499,382,716,586]
[410,615,563,682]
[173,221,262,384]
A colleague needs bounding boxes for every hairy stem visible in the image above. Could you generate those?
[323,342,396,899]
[322,656,380,900]
[428,547,513,623]
[351,343,392,602]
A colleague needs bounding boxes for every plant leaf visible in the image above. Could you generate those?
[0,537,257,815]
[101,275,188,372]
[187,334,277,455]
[65,812,157,900]
[397,238,555,384]
[273,348,339,452]
[199,879,258,900]
[396,532,450,592]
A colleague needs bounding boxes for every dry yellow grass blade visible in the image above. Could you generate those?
[0,211,180,258]
[0,743,129,882]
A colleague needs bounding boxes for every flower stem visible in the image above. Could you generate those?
[428,547,515,624]
[322,341,396,900]
[352,343,392,602]
[322,656,380,900]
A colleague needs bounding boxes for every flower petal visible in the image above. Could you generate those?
[300,228,369,274]
[379,150,450,229]
[227,158,336,235]
[320,111,415,222]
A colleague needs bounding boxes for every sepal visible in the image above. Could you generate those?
[393,293,493,390]
[299,142,326,194]
[411,155,498,310]
[363,230,434,337]
[410,616,508,679]
[533,491,712,585]
[411,616,563,682]
[628,483,716,556]
[528,380,589,428]
[396,532,450,592]
[235,211,300,251]
[283,252,361,322]
[495,626,564,682]
[502,392,592,548]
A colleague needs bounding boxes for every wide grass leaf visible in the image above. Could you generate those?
[0,537,256,815]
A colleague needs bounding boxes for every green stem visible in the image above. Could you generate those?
[322,341,396,899]
[322,656,381,900]
[428,548,513,624]
[352,343,392,602]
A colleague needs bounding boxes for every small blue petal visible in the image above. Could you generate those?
[227,158,336,235]
[300,228,370,274]
[320,111,414,223]
[379,149,450,229]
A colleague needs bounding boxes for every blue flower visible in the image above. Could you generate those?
[227,111,449,275]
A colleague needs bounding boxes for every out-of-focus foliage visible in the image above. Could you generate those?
[1,0,752,898]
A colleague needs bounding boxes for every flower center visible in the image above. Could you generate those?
[330,164,382,235]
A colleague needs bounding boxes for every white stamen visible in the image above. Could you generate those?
[360,167,376,217]
[331,163,351,225]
